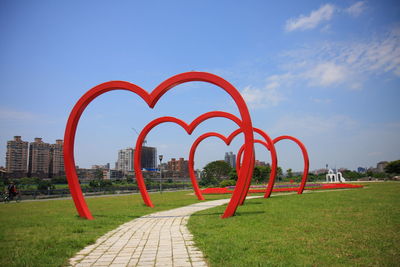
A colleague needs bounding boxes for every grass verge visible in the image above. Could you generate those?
[188,182,400,266]
[0,191,229,267]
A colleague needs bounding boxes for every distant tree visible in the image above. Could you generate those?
[219,179,236,187]
[277,167,283,180]
[51,176,67,184]
[342,170,363,181]
[307,173,317,182]
[19,177,37,185]
[89,180,100,188]
[229,169,238,181]
[94,169,104,179]
[200,161,232,186]
[259,165,271,182]
[252,167,261,183]
[252,166,271,183]
[37,180,54,191]
[99,179,113,187]
[385,160,400,174]
[286,168,293,178]
[371,172,387,179]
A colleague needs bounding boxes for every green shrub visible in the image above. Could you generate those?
[219,179,236,187]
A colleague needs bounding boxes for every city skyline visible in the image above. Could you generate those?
[2,134,387,174]
[0,1,399,172]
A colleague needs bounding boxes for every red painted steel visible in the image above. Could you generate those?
[272,136,309,194]
[134,111,243,206]
[63,72,254,219]
[237,135,309,195]
[235,128,278,201]
[188,127,278,203]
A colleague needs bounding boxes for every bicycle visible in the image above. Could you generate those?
[2,192,10,203]
[2,191,21,203]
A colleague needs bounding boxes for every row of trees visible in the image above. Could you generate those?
[199,159,400,187]
[200,161,284,187]
[0,176,67,191]
[1,175,192,191]
[3,160,399,190]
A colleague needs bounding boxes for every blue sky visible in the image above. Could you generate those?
[0,0,399,172]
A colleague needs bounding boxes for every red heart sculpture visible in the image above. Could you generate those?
[188,127,278,203]
[64,72,254,220]
[237,135,309,196]
[273,136,309,194]
[133,111,243,207]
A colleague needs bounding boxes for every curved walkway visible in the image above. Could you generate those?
[69,196,260,267]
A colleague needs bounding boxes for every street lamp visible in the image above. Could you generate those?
[159,155,163,194]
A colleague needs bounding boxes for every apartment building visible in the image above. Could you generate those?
[166,157,189,180]
[51,139,64,176]
[28,138,51,178]
[6,136,29,177]
[116,148,134,173]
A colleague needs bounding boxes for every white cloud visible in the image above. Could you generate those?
[285,4,335,32]
[305,62,347,87]
[241,82,285,109]
[278,26,400,89]
[345,1,366,17]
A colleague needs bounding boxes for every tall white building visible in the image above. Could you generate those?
[116,148,134,173]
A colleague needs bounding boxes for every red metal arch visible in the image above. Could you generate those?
[272,136,309,194]
[232,128,278,200]
[237,135,309,195]
[188,129,244,201]
[188,127,277,203]
[134,111,243,207]
[64,72,254,219]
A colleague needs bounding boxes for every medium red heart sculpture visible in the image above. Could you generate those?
[237,135,309,195]
[237,139,275,200]
[64,72,254,220]
[188,127,278,203]
[133,111,243,207]
[273,136,309,194]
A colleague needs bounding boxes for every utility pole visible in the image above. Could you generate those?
[159,155,163,194]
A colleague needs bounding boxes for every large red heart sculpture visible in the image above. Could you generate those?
[237,135,309,195]
[133,111,243,208]
[188,127,278,202]
[64,72,254,220]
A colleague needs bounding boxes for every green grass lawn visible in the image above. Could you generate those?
[1,183,399,267]
[188,182,400,266]
[189,182,400,266]
[0,191,229,267]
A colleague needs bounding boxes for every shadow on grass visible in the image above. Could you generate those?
[242,201,264,205]
[91,214,140,220]
[191,210,266,217]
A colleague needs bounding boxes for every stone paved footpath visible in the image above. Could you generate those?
[69,196,260,267]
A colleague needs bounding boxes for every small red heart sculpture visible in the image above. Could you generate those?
[273,136,309,194]
[237,135,309,196]
[133,111,243,207]
[64,72,254,219]
[188,127,278,203]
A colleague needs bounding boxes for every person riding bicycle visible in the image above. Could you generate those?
[7,182,17,200]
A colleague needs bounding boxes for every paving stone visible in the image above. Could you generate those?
[68,196,260,267]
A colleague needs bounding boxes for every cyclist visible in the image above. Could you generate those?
[7,182,17,201]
